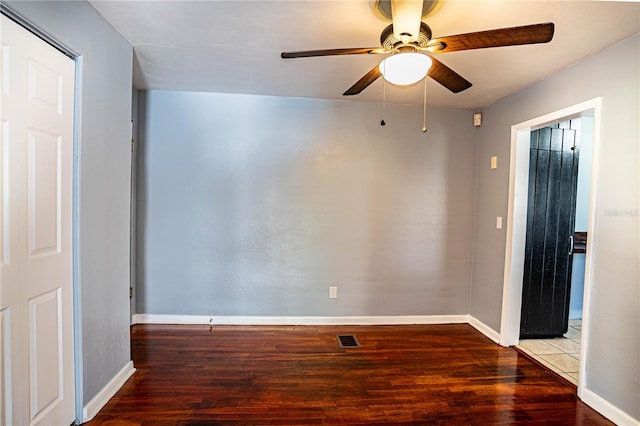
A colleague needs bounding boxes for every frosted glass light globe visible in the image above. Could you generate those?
[379,53,432,86]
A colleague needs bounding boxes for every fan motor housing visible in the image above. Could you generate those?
[380,22,433,50]
[373,0,442,21]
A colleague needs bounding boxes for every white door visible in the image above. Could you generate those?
[0,15,76,425]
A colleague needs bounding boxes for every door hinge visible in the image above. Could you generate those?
[129,287,133,299]
[131,139,135,152]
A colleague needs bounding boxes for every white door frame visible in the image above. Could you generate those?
[72,55,84,425]
[0,6,84,423]
[499,97,602,400]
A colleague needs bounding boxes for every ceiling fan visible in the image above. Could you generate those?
[281,0,554,96]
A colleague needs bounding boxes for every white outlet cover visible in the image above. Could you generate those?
[329,286,337,299]
[496,216,503,229]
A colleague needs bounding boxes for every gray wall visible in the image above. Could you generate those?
[137,91,477,317]
[469,34,639,418]
[131,88,139,318]
[569,116,594,319]
[3,0,133,406]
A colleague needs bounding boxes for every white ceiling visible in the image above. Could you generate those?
[89,1,640,108]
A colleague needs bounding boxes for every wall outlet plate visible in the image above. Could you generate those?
[329,286,338,299]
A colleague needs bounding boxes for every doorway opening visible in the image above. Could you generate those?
[499,98,602,396]
[517,116,594,384]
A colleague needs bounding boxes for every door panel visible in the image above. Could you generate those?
[1,120,8,267]
[520,123,580,338]
[27,58,64,115]
[539,146,562,328]
[28,289,62,423]
[28,129,61,258]
[27,129,62,256]
[0,15,75,425]
[0,308,10,425]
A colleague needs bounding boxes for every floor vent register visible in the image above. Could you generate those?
[337,334,360,348]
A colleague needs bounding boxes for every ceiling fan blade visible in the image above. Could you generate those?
[428,22,554,53]
[428,56,472,93]
[343,65,382,96]
[281,48,382,59]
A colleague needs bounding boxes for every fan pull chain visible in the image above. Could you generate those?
[381,67,386,126]
[421,76,427,133]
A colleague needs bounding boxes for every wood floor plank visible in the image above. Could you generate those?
[87,324,612,425]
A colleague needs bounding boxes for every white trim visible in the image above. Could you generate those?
[577,99,602,403]
[499,97,609,421]
[82,361,135,423]
[133,314,502,344]
[499,127,531,347]
[132,314,469,326]
[579,388,640,426]
[500,97,602,347]
[467,315,500,344]
[72,54,85,425]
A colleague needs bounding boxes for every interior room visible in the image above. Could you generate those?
[1,1,638,425]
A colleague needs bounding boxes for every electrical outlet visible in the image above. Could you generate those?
[496,216,503,229]
[329,286,338,299]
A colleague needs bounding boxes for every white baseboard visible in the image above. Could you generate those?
[82,360,135,423]
[579,387,639,426]
[132,314,469,326]
[467,315,501,344]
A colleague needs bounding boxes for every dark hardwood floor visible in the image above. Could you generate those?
[87,324,612,425]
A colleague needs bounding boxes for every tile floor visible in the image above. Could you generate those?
[517,319,582,385]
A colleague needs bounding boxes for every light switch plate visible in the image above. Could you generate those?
[491,156,498,169]
[496,216,503,229]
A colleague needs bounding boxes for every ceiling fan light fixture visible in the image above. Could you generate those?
[379,52,432,86]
